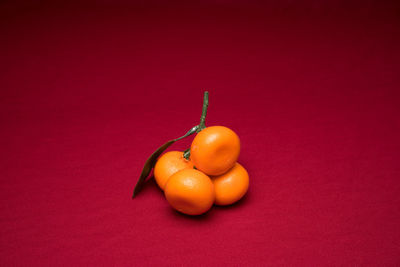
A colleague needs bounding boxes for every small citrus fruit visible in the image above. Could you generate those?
[190,126,240,176]
[164,168,215,215]
[212,162,249,206]
[154,151,193,190]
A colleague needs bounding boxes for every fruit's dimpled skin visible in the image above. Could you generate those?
[190,126,240,176]
[164,169,215,216]
[212,162,249,206]
[154,151,193,190]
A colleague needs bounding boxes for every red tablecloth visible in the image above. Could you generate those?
[1,1,400,265]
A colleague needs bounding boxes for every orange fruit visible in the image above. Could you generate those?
[154,151,193,190]
[212,162,249,206]
[190,126,240,176]
[164,169,215,215]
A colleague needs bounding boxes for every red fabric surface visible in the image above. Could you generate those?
[1,1,400,265]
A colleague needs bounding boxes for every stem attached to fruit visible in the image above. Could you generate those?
[183,91,209,160]
[183,148,191,160]
[198,91,209,132]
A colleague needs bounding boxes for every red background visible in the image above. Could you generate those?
[1,1,400,265]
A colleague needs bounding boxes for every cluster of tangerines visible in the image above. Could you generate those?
[133,92,249,216]
[155,126,249,215]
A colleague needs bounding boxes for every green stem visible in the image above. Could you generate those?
[183,91,209,160]
[198,91,209,132]
[175,125,199,141]
[183,148,191,160]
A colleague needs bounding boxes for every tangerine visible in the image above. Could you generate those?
[164,168,215,215]
[190,126,240,176]
[212,162,249,206]
[154,151,193,190]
